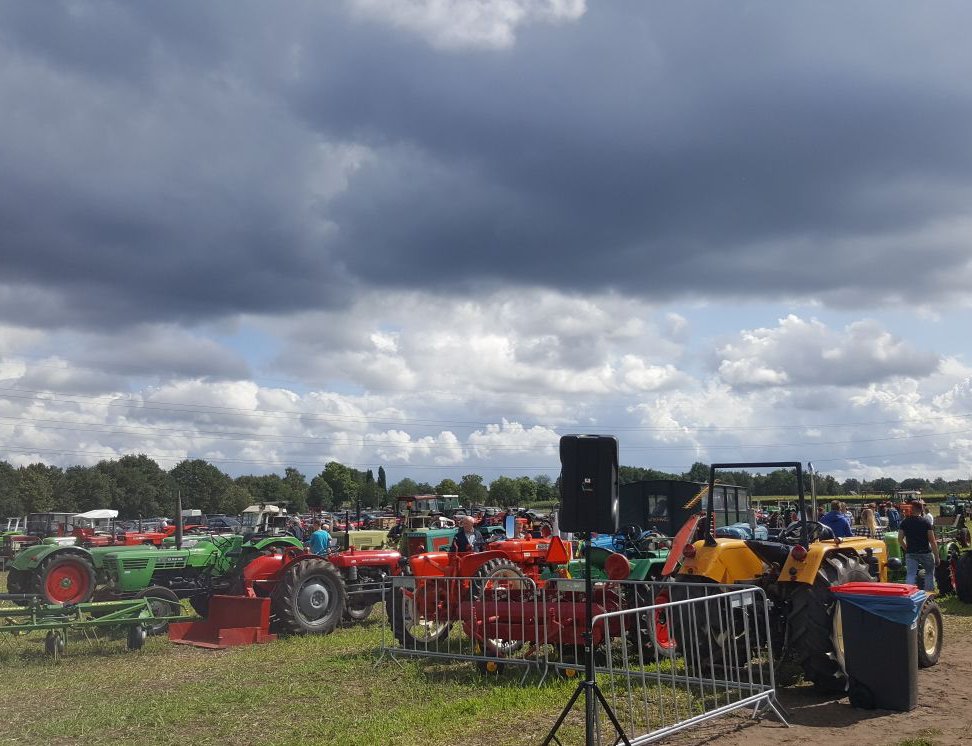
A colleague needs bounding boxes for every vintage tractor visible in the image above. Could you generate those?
[98,531,304,616]
[224,543,404,633]
[385,535,572,648]
[0,512,77,561]
[572,526,676,657]
[669,461,942,693]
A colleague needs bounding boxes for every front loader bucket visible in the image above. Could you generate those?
[168,595,276,649]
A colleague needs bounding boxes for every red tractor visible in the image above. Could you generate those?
[385,535,573,648]
[226,544,405,634]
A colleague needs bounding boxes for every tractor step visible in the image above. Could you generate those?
[168,595,276,649]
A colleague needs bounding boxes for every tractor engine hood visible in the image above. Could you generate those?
[743,539,793,568]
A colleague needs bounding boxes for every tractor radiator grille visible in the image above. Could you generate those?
[120,558,150,571]
[155,556,187,569]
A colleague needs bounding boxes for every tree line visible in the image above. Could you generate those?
[0,456,965,520]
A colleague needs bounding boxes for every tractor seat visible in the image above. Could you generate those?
[743,540,794,568]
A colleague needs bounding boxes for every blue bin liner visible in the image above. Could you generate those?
[832,587,927,626]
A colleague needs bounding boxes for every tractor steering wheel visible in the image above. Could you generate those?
[778,520,833,544]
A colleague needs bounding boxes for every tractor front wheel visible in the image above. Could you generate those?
[135,586,181,635]
[918,600,943,668]
[6,568,29,594]
[271,558,346,635]
[36,554,96,605]
[342,602,375,625]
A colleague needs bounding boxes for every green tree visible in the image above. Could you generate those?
[98,454,171,517]
[683,462,710,483]
[841,478,862,494]
[219,483,252,515]
[62,466,112,512]
[307,475,336,510]
[434,478,460,496]
[321,462,360,507]
[169,459,232,515]
[388,478,421,498]
[533,474,558,503]
[17,464,55,513]
[282,467,309,512]
[0,461,23,517]
[459,474,488,505]
[515,476,537,505]
[377,466,387,493]
[489,476,519,508]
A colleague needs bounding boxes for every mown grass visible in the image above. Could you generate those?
[0,571,968,746]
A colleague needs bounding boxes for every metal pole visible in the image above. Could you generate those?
[175,491,183,550]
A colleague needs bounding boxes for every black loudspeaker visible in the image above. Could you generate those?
[558,434,619,534]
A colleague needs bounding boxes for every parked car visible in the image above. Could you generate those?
[207,515,242,532]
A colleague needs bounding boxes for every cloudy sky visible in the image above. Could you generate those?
[2,0,972,485]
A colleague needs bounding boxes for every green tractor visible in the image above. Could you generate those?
[98,531,304,626]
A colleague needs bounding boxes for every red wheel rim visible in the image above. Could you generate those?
[45,562,90,604]
[654,591,677,650]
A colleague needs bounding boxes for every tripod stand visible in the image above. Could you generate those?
[542,534,631,746]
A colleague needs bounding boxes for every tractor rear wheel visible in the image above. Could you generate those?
[669,578,752,673]
[789,552,870,693]
[6,568,29,594]
[472,559,528,657]
[271,558,346,635]
[955,553,972,603]
[135,586,181,635]
[35,554,96,605]
[918,600,943,668]
[935,559,954,595]
[626,585,679,661]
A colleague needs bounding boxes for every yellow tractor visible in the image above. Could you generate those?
[669,461,936,692]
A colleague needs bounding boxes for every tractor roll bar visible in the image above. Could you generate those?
[705,462,807,548]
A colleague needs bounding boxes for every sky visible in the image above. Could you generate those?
[2,0,972,486]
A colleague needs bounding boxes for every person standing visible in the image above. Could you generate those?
[886,502,901,531]
[820,500,853,538]
[923,504,935,527]
[306,520,332,556]
[860,507,879,538]
[899,500,938,591]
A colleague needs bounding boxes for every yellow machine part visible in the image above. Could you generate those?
[679,535,888,585]
[678,539,765,584]
[780,537,887,583]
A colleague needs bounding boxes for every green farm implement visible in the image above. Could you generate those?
[0,593,187,660]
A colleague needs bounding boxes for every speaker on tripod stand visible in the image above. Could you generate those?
[544,434,629,746]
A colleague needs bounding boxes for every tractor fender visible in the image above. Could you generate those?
[242,551,289,584]
[627,558,664,582]
[251,536,303,552]
[455,550,515,577]
[10,543,92,571]
[408,551,453,577]
[677,539,764,584]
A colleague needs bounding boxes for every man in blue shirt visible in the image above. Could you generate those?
[819,500,853,538]
[306,520,332,555]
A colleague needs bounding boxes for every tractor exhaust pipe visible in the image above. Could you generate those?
[176,491,183,550]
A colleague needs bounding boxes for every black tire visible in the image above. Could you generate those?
[135,586,180,635]
[626,584,679,661]
[935,559,954,596]
[34,554,97,605]
[188,593,211,618]
[789,552,870,693]
[956,553,972,603]
[669,579,752,672]
[917,600,943,668]
[6,568,29,594]
[270,558,346,635]
[385,568,452,648]
[126,624,147,651]
[342,602,375,625]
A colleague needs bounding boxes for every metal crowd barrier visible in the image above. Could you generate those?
[378,574,787,742]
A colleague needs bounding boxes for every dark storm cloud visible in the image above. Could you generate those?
[1,1,972,332]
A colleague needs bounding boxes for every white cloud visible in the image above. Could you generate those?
[347,0,586,50]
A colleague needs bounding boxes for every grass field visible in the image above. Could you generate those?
[0,574,968,746]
